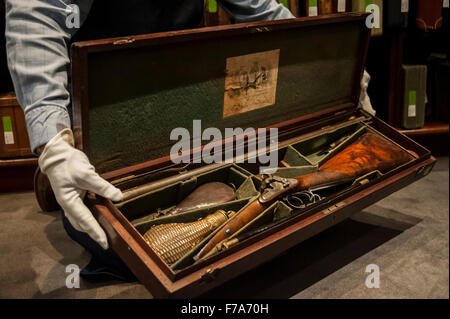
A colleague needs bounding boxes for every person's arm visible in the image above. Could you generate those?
[218,0,295,23]
[5,0,91,153]
[5,0,121,250]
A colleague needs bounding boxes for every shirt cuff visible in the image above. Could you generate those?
[25,106,71,154]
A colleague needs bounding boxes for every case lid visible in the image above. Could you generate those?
[71,13,370,174]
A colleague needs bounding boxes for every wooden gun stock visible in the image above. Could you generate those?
[194,132,413,260]
[295,133,413,190]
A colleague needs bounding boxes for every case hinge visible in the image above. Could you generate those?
[322,201,346,215]
[113,37,135,45]
[416,163,435,177]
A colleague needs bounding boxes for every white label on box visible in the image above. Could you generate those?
[408,104,416,117]
[309,6,318,16]
[401,0,409,13]
[337,0,346,12]
[444,0,449,8]
[4,131,14,145]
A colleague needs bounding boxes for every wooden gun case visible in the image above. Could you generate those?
[63,13,436,298]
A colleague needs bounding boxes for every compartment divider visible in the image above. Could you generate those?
[171,195,260,270]
[118,164,255,222]
[235,176,259,199]
[315,125,366,166]
[225,201,293,242]
[290,123,365,165]
[283,146,315,167]
[133,198,253,232]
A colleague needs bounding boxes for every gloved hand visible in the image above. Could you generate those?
[38,128,123,249]
[359,69,376,116]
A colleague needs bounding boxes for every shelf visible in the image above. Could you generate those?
[0,92,19,107]
[399,121,449,137]
[0,156,37,193]
[0,156,37,167]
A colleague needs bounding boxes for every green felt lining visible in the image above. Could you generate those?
[85,21,365,173]
[291,123,365,165]
[119,164,258,223]
[273,146,318,178]
[283,146,314,166]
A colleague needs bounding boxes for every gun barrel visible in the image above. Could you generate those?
[121,163,228,202]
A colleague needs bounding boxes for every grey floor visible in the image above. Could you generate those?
[0,157,448,299]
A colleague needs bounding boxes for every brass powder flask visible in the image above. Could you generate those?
[143,210,236,265]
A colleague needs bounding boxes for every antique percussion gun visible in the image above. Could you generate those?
[194,132,413,260]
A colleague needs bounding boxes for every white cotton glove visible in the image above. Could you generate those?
[38,128,123,249]
[359,69,376,116]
